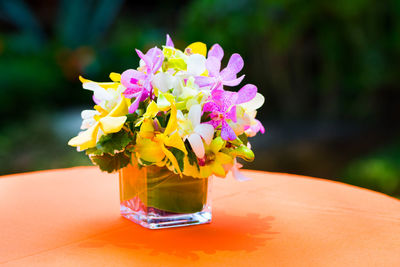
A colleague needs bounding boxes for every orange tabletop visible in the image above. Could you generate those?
[1,167,399,266]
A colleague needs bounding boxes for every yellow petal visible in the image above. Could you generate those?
[68,123,99,150]
[109,97,129,117]
[145,101,159,118]
[109,72,121,82]
[164,132,187,154]
[185,42,207,57]
[79,75,90,83]
[139,119,155,139]
[99,116,127,134]
[79,76,119,89]
[135,137,165,163]
[211,163,226,177]
[156,93,172,111]
[215,152,233,165]
[199,165,213,178]
[164,104,177,136]
[182,157,201,178]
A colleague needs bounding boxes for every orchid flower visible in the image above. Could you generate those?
[240,93,266,136]
[177,104,214,158]
[68,83,129,150]
[195,44,245,90]
[166,34,174,47]
[182,137,233,178]
[224,159,251,181]
[203,84,257,140]
[135,102,187,174]
[121,47,164,113]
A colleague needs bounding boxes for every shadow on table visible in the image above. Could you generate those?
[80,210,277,260]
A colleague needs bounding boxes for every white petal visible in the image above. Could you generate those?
[81,118,96,129]
[82,82,113,101]
[240,93,265,111]
[188,133,205,158]
[81,109,99,119]
[187,54,206,76]
[176,110,185,120]
[188,104,201,128]
[194,123,214,145]
[152,72,175,92]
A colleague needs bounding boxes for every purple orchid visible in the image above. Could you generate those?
[195,44,245,90]
[203,84,258,140]
[121,47,164,113]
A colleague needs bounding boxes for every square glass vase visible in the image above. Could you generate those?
[119,162,212,229]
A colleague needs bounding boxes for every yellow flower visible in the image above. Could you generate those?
[183,137,233,178]
[135,100,187,174]
[185,42,207,57]
[68,75,129,151]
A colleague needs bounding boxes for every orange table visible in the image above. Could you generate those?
[1,167,399,266]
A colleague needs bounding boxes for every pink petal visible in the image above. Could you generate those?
[146,47,164,72]
[226,105,237,123]
[205,119,221,129]
[232,168,251,181]
[123,84,142,98]
[221,121,237,140]
[205,56,221,77]
[236,84,257,104]
[128,96,141,113]
[226,53,244,74]
[121,69,146,88]
[257,119,265,134]
[203,102,220,113]
[195,76,215,87]
[92,94,100,105]
[219,67,236,81]
[211,89,237,111]
[208,44,224,61]
[222,75,245,87]
[135,49,151,69]
[166,34,174,47]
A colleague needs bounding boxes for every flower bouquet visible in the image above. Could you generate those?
[68,34,265,229]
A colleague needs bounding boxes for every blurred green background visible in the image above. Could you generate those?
[0,0,399,196]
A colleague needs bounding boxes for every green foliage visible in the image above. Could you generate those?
[90,151,131,173]
[185,141,200,171]
[85,131,134,173]
[96,131,132,154]
[343,140,400,196]
[169,147,185,173]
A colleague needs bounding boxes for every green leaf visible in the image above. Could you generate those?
[85,147,103,155]
[138,158,155,166]
[90,152,131,173]
[185,140,200,171]
[96,131,131,154]
[168,147,185,172]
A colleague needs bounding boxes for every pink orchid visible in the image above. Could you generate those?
[121,47,164,113]
[195,44,245,90]
[166,34,174,47]
[203,84,258,140]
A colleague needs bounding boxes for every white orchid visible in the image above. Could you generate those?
[177,104,214,158]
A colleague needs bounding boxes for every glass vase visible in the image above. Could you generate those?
[119,160,212,229]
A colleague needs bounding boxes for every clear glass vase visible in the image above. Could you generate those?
[119,160,212,229]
